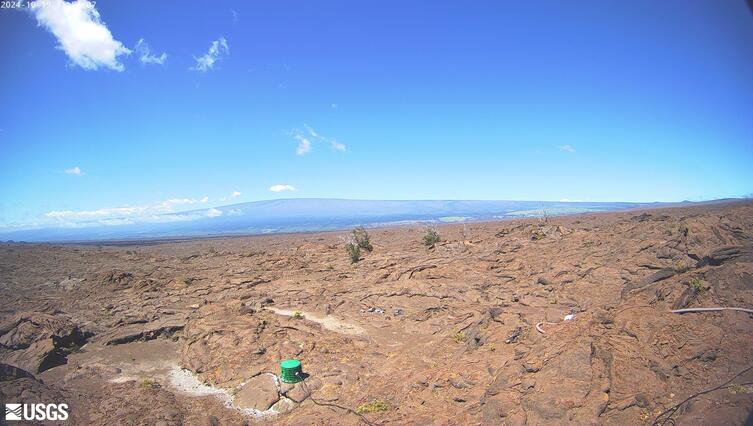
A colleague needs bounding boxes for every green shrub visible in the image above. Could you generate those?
[140,378,160,389]
[345,239,361,263]
[423,226,440,247]
[352,226,373,251]
[688,277,704,294]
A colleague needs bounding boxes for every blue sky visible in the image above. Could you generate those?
[1,0,752,228]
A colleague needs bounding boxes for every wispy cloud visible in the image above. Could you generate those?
[220,190,241,201]
[289,124,346,155]
[269,184,295,192]
[559,144,575,153]
[190,37,229,72]
[64,166,82,175]
[29,0,131,71]
[330,141,346,152]
[206,208,223,218]
[294,133,312,155]
[134,38,167,66]
[163,198,202,207]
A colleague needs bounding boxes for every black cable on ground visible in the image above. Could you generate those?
[296,372,375,426]
[651,365,753,426]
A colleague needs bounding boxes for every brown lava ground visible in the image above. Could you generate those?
[1,201,753,425]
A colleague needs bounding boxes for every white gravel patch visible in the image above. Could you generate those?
[167,366,279,418]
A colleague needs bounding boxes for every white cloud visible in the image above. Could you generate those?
[134,38,167,65]
[560,144,575,153]
[304,124,320,138]
[43,196,208,224]
[290,124,346,155]
[97,218,135,226]
[220,190,241,201]
[330,141,346,152]
[200,196,209,203]
[294,134,312,155]
[64,166,82,175]
[269,184,295,192]
[46,206,149,219]
[161,198,199,207]
[190,37,229,72]
[29,0,131,71]
[4,194,240,230]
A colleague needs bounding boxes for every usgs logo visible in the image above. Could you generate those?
[5,403,69,421]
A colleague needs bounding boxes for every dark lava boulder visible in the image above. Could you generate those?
[0,312,91,373]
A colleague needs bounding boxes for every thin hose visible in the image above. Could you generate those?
[295,371,374,425]
[671,307,753,314]
[535,321,558,334]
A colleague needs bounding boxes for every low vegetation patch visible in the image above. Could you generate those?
[140,378,160,389]
[174,276,194,286]
[453,332,467,343]
[345,237,361,263]
[356,399,390,414]
[688,277,704,294]
[531,229,546,240]
[423,226,440,247]
[352,226,373,251]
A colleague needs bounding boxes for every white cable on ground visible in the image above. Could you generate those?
[671,307,753,314]
[536,315,575,334]
[535,321,558,334]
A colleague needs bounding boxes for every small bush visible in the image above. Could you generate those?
[352,226,373,251]
[531,229,546,240]
[345,237,361,263]
[453,332,467,343]
[728,384,753,395]
[688,277,704,294]
[140,378,160,389]
[292,310,303,319]
[356,399,390,414]
[423,226,440,247]
[175,276,193,286]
